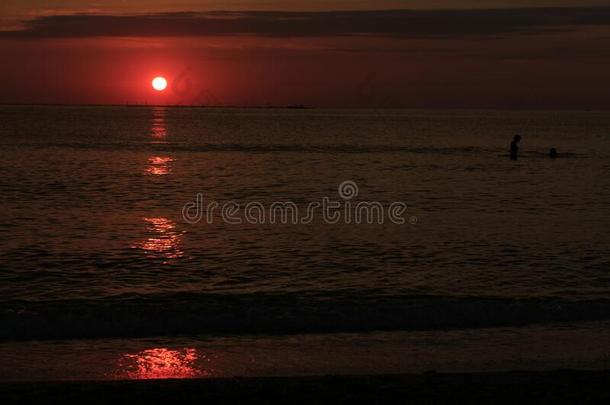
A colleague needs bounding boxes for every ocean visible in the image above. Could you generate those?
[1,106,609,380]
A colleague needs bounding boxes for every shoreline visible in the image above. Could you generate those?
[3,370,610,404]
[2,323,610,382]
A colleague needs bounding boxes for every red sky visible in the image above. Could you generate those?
[1,1,610,108]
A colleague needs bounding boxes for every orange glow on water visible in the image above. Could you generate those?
[147,107,173,174]
[118,348,207,379]
[146,156,174,175]
[151,107,167,141]
[132,217,184,260]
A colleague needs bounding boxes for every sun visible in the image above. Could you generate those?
[152,77,167,91]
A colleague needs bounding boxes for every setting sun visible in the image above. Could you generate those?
[152,76,167,91]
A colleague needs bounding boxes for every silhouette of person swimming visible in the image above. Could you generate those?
[549,148,558,159]
[510,135,522,160]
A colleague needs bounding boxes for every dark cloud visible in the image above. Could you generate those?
[2,8,610,39]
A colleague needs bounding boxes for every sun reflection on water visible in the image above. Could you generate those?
[151,107,167,142]
[132,217,184,260]
[117,348,209,380]
[146,107,174,175]
[146,156,174,176]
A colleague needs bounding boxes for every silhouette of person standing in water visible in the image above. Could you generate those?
[549,148,558,159]
[510,135,522,160]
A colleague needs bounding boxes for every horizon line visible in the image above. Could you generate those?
[0,102,604,112]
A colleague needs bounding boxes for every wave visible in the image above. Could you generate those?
[2,142,591,158]
[2,292,610,341]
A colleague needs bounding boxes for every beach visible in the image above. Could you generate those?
[3,371,610,404]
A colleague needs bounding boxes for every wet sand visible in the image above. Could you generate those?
[2,370,610,404]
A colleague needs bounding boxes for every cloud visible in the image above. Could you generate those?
[2,8,610,39]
